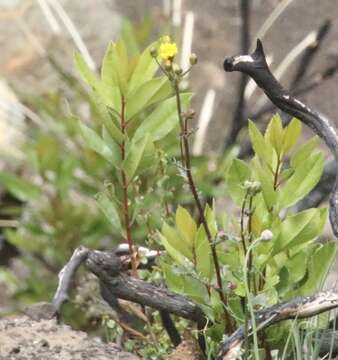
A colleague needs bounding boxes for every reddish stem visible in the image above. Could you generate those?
[120,97,137,276]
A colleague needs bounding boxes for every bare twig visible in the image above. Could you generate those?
[52,246,89,313]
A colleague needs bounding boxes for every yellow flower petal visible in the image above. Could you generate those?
[159,42,178,60]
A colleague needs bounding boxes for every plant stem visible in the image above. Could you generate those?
[120,97,137,276]
[273,155,281,190]
[173,80,233,332]
[240,191,249,255]
[243,239,261,360]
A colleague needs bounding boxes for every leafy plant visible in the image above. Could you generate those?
[160,114,336,357]
[0,27,336,360]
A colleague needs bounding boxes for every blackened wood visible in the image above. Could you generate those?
[223,39,338,236]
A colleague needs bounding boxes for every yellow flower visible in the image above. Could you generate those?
[159,38,178,61]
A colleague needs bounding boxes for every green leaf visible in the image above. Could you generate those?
[280,152,324,208]
[253,158,278,209]
[74,52,98,88]
[128,42,159,93]
[291,136,319,168]
[204,204,218,237]
[182,276,209,305]
[95,191,121,231]
[0,172,40,202]
[282,118,301,154]
[78,121,115,165]
[158,233,187,265]
[285,251,308,284]
[226,159,251,205]
[273,208,327,254]
[113,40,129,96]
[162,222,192,259]
[101,43,117,89]
[133,93,192,143]
[195,226,213,280]
[299,242,337,295]
[126,77,171,119]
[122,134,150,181]
[91,92,124,144]
[100,44,121,110]
[265,113,284,154]
[162,263,184,293]
[175,206,197,245]
[248,120,272,165]
[101,126,122,167]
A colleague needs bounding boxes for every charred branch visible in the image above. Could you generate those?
[223,39,338,237]
[52,246,89,313]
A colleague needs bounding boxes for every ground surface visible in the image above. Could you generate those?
[0,303,139,360]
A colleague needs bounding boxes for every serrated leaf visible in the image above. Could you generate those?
[0,172,40,202]
[226,159,251,205]
[282,118,301,154]
[128,42,159,93]
[175,206,197,245]
[78,121,115,165]
[133,93,192,143]
[95,191,121,231]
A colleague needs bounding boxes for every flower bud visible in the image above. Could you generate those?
[260,229,273,241]
[227,282,237,291]
[164,61,172,71]
[186,109,195,119]
[243,180,261,195]
[251,181,262,194]
[189,53,198,65]
[172,63,183,75]
[150,47,158,58]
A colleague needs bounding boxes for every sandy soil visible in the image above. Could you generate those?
[0,303,140,360]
